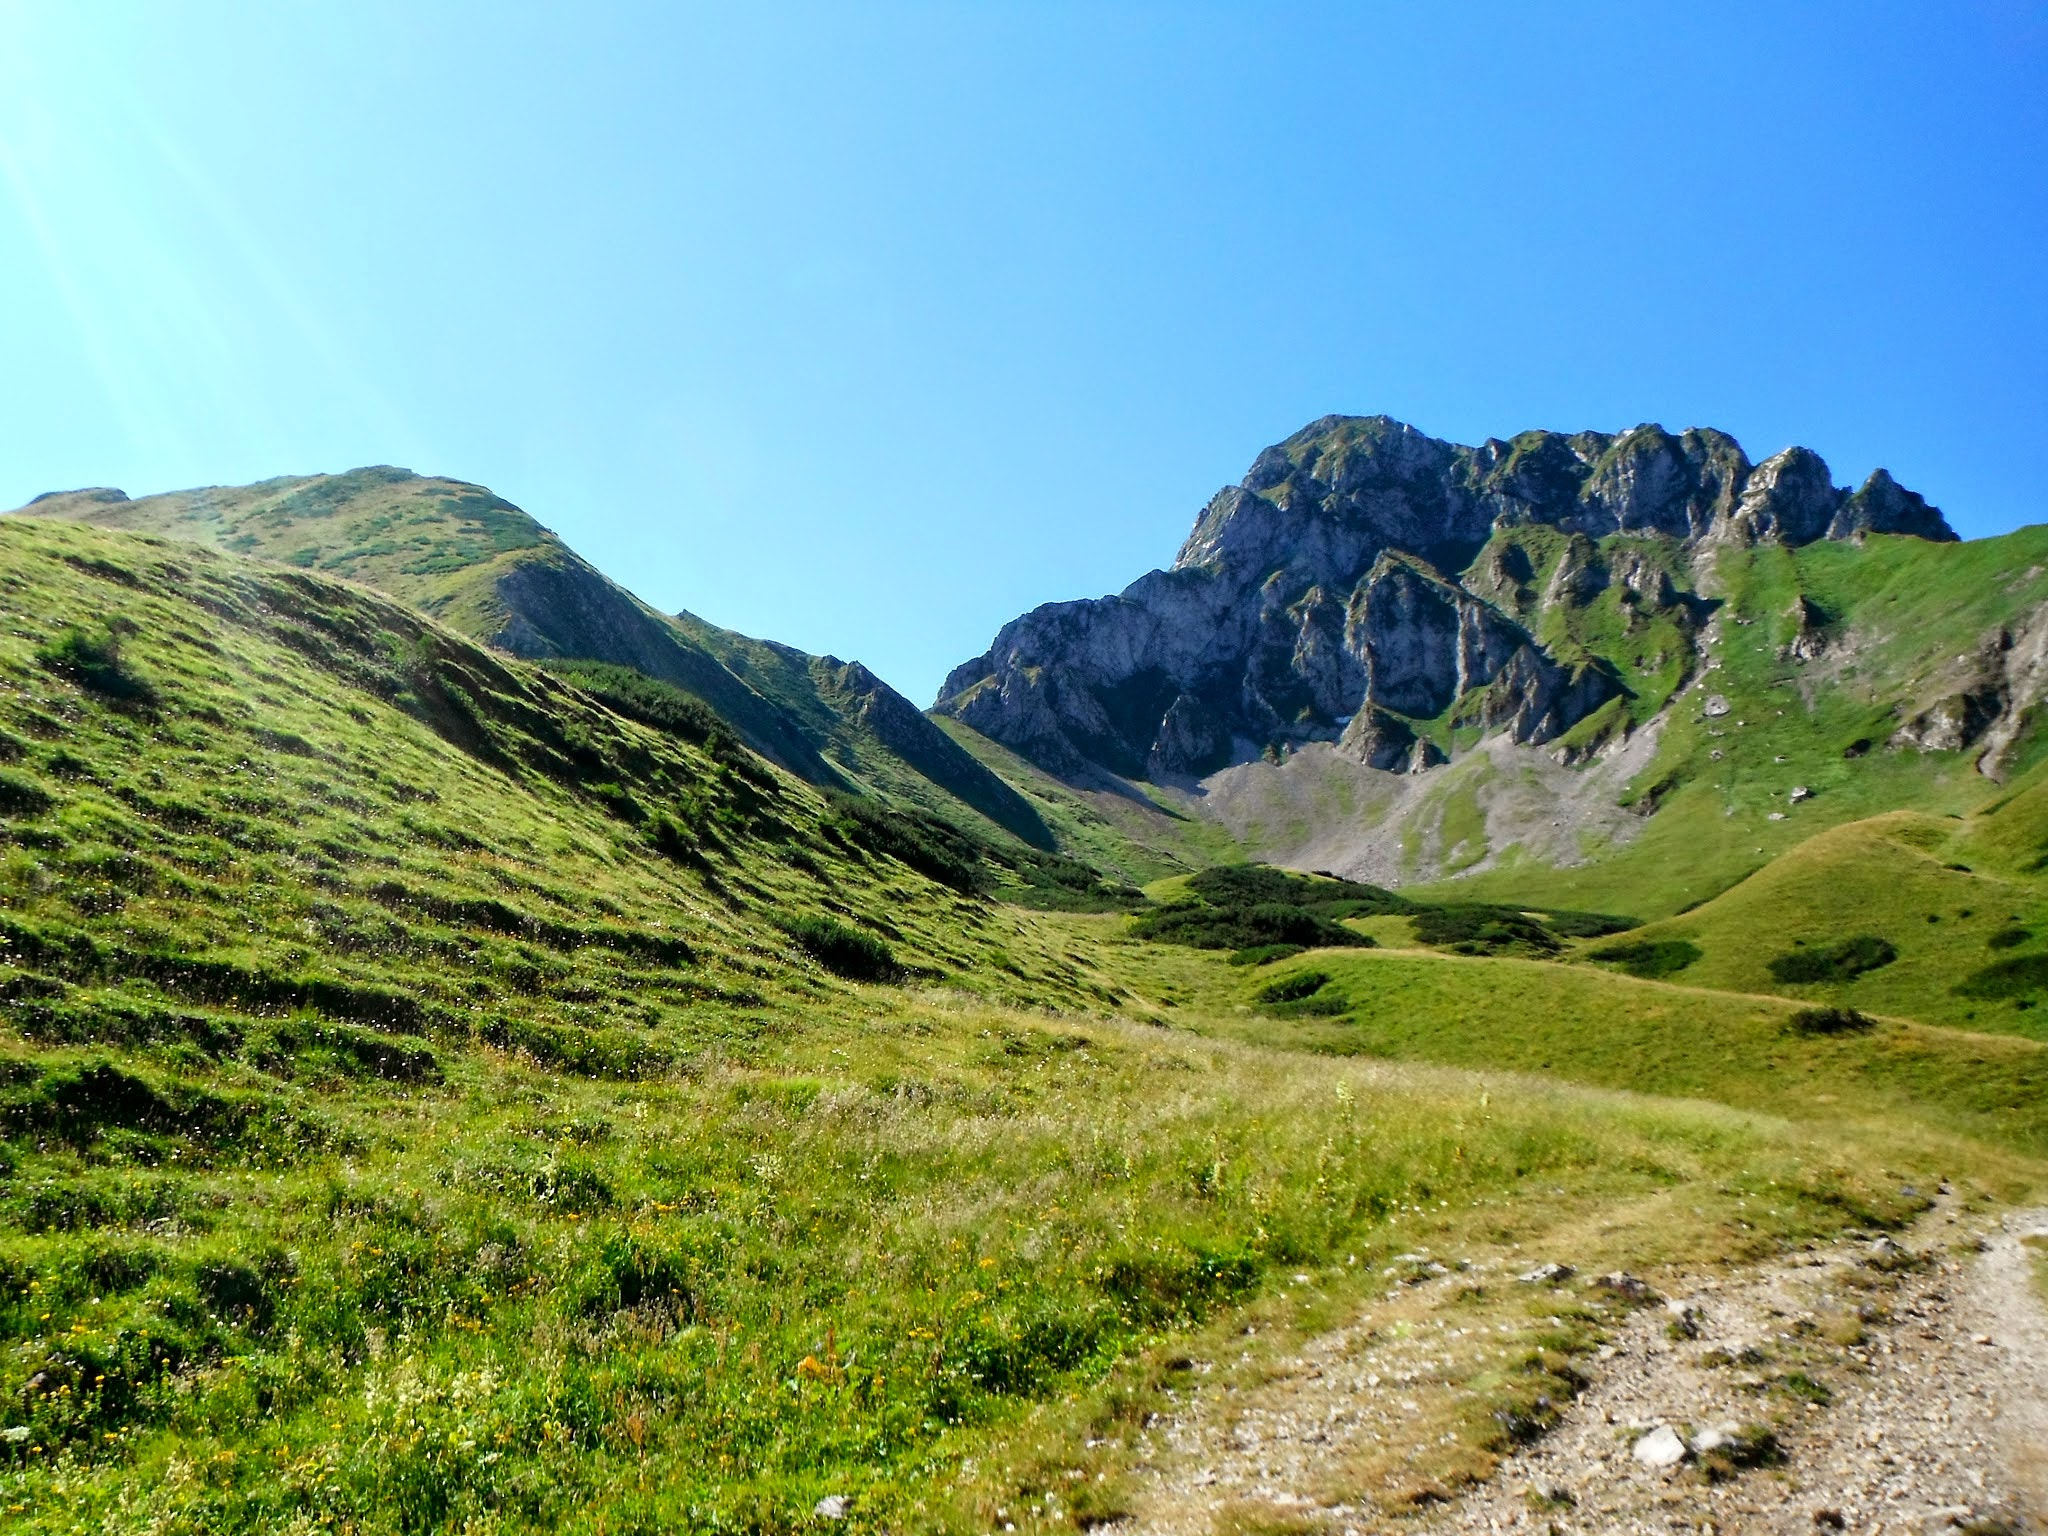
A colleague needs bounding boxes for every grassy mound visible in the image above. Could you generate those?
[1553,811,2048,1036]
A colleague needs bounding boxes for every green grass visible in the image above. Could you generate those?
[1568,809,2048,1037]
[932,717,1245,885]
[15,472,1115,871]
[1195,944,2048,1157]
[1,517,2046,1532]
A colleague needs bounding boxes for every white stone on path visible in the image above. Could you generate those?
[1631,1424,1689,1468]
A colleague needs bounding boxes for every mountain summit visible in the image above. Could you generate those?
[937,415,1954,781]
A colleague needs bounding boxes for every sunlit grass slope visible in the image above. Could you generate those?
[0,518,1107,1027]
[1568,812,2048,1036]
[16,473,1058,853]
[932,717,1245,886]
[2,520,2038,1533]
[1535,747,2048,1036]
[1187,943,2048,1157]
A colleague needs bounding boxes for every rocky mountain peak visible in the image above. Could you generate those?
[938,415,1956,786]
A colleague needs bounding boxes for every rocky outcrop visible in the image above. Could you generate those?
[1783,595,1832,662]
[1892,610,2048,779]
[940,415,1951,785]
[1831,468,1953,542]
[1725,446,1844,544]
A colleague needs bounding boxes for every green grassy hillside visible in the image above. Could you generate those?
[932,717,1245,886]
[14,472,1059,855]
[1551,759,2048,1036]
[671,616,1058,850]
[4,518,2044,1534]
[1188,942,2048,1155]
[1409,526,2048,915]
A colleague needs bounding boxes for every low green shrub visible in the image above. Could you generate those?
[1542,909,1640,939]
[1255,970,1332,1005]
[825,793,988,895]
[990,846,1147,912]
[780,914,901,982]
[1586,938,1702,979]
[1132,899,1370,952]
[1228,944,1305,967]
[37,621,157,705]
[1411,905,1562,956]
[538,659,743,758]
[1786,1006,1877,1036]
[1987,926,2032,951]
[1954,952,2048,1001]
[1187,864,1411,917]
[1766,935,1898,985]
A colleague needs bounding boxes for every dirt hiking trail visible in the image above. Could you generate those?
[1104,1200,2048,1536]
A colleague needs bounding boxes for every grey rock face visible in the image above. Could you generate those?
[1338,706,1419,772]
[1831,468,1955,542]
[938,415,1953,784]
[1729,446,1844,544]
[1784,594,1832,661]
[1890,608,2048,779]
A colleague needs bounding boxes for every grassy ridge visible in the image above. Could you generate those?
[16,472,1071,858]
[1571,798,2048,1037]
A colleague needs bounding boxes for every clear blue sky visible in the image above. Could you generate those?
[2,3,2043,705]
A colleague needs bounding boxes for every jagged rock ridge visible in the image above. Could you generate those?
[937,416,1954,782]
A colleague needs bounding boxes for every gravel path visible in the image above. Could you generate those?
[1105,1201,2048,1536]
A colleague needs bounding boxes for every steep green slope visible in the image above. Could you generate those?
[0,518,1104,1026]
[9,521,2032,1533]
[1556,759,2048,1036]
[932,717,1246,885]
[16,471,1056,852]
[1406,526,2048,915]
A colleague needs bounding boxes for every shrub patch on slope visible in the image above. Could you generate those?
[1766,935,1899,985]
[1132,864,1635,959]
[1954,952,2048,1001]
[779,914,901,982]
[1585,938,1703,979]
[1130,866,1394,952]
[1786,1006,1878,1036]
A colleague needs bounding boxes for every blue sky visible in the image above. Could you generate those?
[2,2,2043,706]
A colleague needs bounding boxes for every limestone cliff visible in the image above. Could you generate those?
[937,416,1954,783]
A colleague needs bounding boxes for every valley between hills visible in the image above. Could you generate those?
[2,415,2047,1534]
